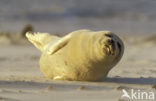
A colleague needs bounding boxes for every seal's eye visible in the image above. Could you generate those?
[117,42,121,49]
[105,34,112,38]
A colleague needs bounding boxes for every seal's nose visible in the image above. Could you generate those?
[107,39,114,45]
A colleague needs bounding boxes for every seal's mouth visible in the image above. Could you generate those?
[103,38,116,55]
[105,44,115,55]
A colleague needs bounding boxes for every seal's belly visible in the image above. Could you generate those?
[40,46,95,81]
[40,53,108,81]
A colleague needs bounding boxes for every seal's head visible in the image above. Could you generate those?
[92,31,124,66]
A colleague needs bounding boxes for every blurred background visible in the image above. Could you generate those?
[0,0,156,35]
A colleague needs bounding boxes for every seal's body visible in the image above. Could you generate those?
[26,30,124,81]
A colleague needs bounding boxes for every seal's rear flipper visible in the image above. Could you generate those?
[26,32,60,52]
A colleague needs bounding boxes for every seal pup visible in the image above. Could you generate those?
[26,30,124,81]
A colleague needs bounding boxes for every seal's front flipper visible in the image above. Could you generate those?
[53,76,71,80]
[26,32,60,52]
[47,33,72,55]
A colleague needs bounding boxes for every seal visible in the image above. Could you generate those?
[26,30,124,81]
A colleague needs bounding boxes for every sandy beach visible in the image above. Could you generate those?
[0,34,156,101]
[0,0,156,100]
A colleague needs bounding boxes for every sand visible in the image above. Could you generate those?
[0,35,156,101]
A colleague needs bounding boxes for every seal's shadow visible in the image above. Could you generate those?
[103,77,156,85]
